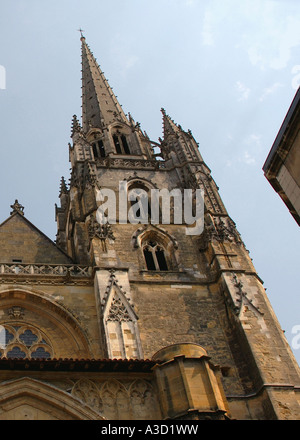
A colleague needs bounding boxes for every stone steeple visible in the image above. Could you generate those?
[76,34,155,161]
[80,33,128,132]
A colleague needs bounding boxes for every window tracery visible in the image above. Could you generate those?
[135,227,179,272]
[142,240,168,271]
[0,324,53,359]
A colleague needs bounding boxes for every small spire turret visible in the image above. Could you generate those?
[71,114,83,138]
[59,177,69,197]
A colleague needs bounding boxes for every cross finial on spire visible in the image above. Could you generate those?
[78,28,85,40]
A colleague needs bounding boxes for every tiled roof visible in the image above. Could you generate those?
[0,357,157,372]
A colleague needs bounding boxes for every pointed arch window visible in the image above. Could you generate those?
[135,228,179,272]
[92,139,106,158]
[143,240,168,271]
[113,134,130,155]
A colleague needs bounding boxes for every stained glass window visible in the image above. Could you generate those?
[31,347,51,359]
[0,324,53,359]
[19,329,38,346]
[7,346,26,359]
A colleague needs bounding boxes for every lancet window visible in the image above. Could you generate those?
[92,139,106,158]
[143,240,168,271]
[113,134,130,155]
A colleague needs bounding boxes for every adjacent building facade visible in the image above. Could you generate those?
[0,35,299,420]
[263,87,300,226]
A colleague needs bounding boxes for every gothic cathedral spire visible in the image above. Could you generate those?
[54,36,300,422]
[80,34,128,132]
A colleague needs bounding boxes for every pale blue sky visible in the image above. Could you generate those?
[0,0,299,363]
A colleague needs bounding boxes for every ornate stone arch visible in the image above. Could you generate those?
[126,175,158,190]
[129,379,160,420]
[100,379,131,420]
[0,288,92,359]
[109,121,131,133]
[71,379,103,413]
[86,127,103,142]
[0,377,104,420]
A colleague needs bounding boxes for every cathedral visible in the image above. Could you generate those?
[0,34,299,420]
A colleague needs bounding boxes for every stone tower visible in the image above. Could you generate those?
[0,35,299,420]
